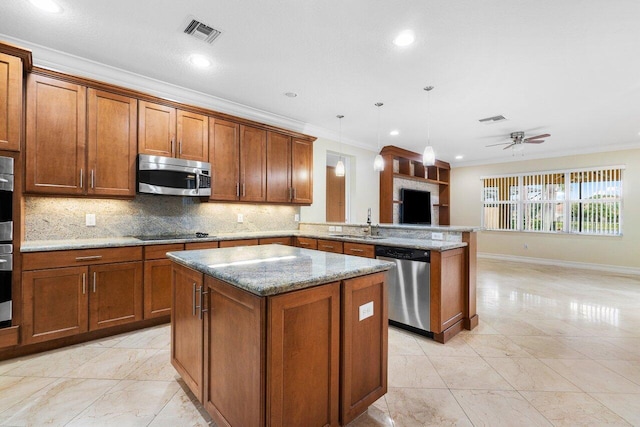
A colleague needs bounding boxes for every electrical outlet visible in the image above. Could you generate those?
[359,301,374,321]
[328,226,336,232]
[237,213,244,223]
[85,213,96,227]
[335,226,342,232]
[524,243,528,249]
[432,232,443,240]
[294,214,300,222]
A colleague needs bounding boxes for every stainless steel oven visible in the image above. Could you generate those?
[0,155,13,328]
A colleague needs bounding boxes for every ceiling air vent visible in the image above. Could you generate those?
[478,115,507,124]
[184,19,222,44]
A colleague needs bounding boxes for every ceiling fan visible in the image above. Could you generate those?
[486,131,551,150]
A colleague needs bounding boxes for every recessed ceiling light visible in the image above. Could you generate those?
[389,130,399,136]
[189,54,211,68]
[284,92,298,98]
[393,30,415,47]
[29,0,63,13]
[455,155,464,160]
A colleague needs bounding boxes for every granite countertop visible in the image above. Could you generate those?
[167,244,394,296]
[300,222,484,233]
[20,230,467,252]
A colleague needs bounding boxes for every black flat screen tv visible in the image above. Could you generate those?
[400,188,432,224]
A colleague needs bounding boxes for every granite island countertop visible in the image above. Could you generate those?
[167,244,394,296]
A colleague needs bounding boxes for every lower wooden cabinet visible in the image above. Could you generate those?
[258,236,292,246]
[143,243,184,319]
[431,247,466,342]
[294,236,317,250]
[22,261,143,344]
[343,242,375,258]
[219,239,259,248]
[317,239,343,254]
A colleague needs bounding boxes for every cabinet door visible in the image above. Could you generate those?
[25,74,86,195]
[0,52,22,152]
[177,110,208,162]
[268,282,340,427]
[143,258,173,319]
[291,138,313,204]
[341,272,388,424]
[87,89,137,197]
[204,277,265,427]
[138,101,176,157]
[171,263,204,401]
[431,248,465,338]
[266,132,291,203]
[22,267,88,344]
[239,125,267,202]
[209,119,240,201]
[89,261,143,330]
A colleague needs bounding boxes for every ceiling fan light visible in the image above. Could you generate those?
[335,160,345,177]
[373,154,384,172]
[422,145,435,166]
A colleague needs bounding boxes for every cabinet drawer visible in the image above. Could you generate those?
[343,242,375,259]
[23,246,143,270]
[219,239,259,248]
[259,237,292,246]
[144,243,185,260]
[317,239,343,254]
[294,237,317,250]
[185,241,220,250]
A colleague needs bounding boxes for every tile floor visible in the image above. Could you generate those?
[0,259,639,426]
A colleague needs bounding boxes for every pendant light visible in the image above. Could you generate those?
[422,86,436,166]
[373,102,385,172]
[335,115,345,177]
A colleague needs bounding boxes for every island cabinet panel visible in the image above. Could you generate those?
[144,244,184,319]
[294,237,317,250]
[171,263,205,401]
[204,277,266,427]
[340,272,388,425]
[22,267,89,344]
[25,74,86,195]
[430,248,466,343]
[267,282,341,427]
[0,51,23,152]
[209,118,240,201]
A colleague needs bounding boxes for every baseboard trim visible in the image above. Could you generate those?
[478,253,640,276]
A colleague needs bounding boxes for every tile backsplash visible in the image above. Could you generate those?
[24,195,300,241]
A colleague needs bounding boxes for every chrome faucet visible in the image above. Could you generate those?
[364,208,372,236]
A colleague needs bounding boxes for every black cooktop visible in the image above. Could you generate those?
[133,232,210,241]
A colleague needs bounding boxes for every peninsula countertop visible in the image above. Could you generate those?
[166,244,394,297]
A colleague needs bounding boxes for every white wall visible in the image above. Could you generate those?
[300,137,380,224]
[451,149,640,269]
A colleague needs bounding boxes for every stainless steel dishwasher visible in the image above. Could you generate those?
[375,246,431,335]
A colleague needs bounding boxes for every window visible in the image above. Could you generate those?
[481,166,623,235]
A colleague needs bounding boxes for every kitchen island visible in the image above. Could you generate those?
[167,244,394,427]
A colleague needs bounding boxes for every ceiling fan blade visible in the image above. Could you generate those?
[485,142,513,147]
[524,140,545,144]
[524,133,550,141]
[503,143,516,150]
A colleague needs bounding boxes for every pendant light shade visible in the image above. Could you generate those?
[422,145,435,166]
[373,102,384,172]
[335,114,345,177]
[422,86,437,167]
[335,159,345,177]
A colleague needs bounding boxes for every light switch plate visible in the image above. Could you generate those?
[86,213,96,227]
[294,214,300,222]
[359,301,374,321]
[432,232,443,240]
[237,213,244,223]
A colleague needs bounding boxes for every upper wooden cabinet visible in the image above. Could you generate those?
[209,118,240,201]
[25,74,137,197]
[26,74,86,195]
[0,51,23,152]
[240,125,267,202]
[266,134,313,204]
[138,101,208,162]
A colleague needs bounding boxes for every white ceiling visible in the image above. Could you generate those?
[2,0,640,166]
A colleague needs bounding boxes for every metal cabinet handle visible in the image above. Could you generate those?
[293,188,297,200]
[75,255,103,261]
[236,183,240,198]
[192,283,197,316]
[242,183,246,197]
[82,273,86,295]
[349,248,364,253]
[199,288,209,320]
[79,169,83,188]
[322,245,334,249]
[289,187,292,201]
[179,141,182,155]
[92,271,97,293]
[90,170,95,189]
[171,139,174,155]
[0,178,7,183]
[299,242,310,246]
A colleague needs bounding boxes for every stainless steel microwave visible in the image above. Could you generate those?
[137,154,211,196]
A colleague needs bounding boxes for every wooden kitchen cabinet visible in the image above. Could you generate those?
[209,118,240,201]
[138,101,208,162]
[240,125,267,202]
[294,237,317,250]
[184,241,219,250]
[87,89,137,197]
[343,242,375,259]
[26,74,137,197]
[266,133,314,204]
[431,247,465,343]
[25,74,86,195]
[259,236,292,246]
[219,239,259,248]
[0,50,25,152]
[21,247,144,344]
[317,239,343,254]
[143,243,184,319]
[171,262,205,401]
